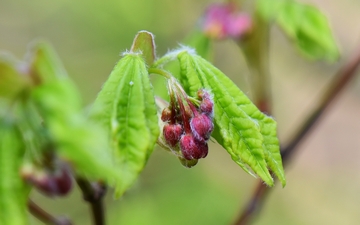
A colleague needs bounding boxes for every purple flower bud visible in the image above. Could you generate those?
[180,134,208,160]
[202,3,252,40]
[21,164,73,197]
[163,123,184,147]
[161,107,172,122]
[200,98,214,115]
[54,167,73,196]
[197,89,211,100]
[190,114,214,141]
[33,172,59,197]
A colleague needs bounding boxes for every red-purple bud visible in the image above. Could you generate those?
[197,89,211,100]
[163,123,183,146]
[202,3,252,40]
[161,107,172,122]
[190,114,214,141]
[180,134,208,160]
[200,98,214,115]
[54,168,73,196]
[33,173,59,197]
[21,164,73,197]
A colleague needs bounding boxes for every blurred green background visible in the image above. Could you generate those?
[1,0,360,224]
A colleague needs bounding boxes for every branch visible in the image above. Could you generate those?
[233,46,360,225]
[76,177,107,225]
[28,199,72,225]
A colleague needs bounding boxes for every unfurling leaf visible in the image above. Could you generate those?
[257,0,339,61]
[32,80,119,184]
[178,51,286,187]
[0,119,28,225]
[29,42,120,185]
[27,41,68,84]
[152,29,213,100]
[130,30,156,66]
[0,57,29,99]
[92,52,159,197]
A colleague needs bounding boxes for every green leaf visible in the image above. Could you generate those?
[0,118,28,225]
[152,29,212,100]
[178,52,286,186]
[256,0,287,21]
[32,80,120,185]
[28,42,120,185]
[27,41,68,84]
[183,30,213,61]
[92,52,159,197]
[0,56,29,99]
[257,0,339,61]
[130,31,156,66]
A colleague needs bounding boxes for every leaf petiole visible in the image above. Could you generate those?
[148,68,172,79]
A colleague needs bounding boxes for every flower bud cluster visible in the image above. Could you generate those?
[161,79,214,167]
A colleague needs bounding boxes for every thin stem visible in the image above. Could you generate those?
[148,68,172,79]
[233,45,360,225]
[28,199,72,225]
[76,177,107,225]
[240,15,272,113]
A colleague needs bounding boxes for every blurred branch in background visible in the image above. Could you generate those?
[76,178,107,225]
[28,199,72,225]
[234,43,360,225]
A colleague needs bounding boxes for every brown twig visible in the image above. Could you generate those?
[28,199,72,225]
[233,46,360,225]
[76,177,107,225]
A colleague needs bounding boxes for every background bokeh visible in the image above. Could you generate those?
[1,0,360,224]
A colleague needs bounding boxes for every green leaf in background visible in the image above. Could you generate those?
[0,56,29,99]
[257,0,339,61]
[32,80,119,183]
[28,42,120,185]
[27,41,68,84]
[130,30,156,66]
[178,51,286,187]
[0,119,28,225]
[92,52,159,197]
[256,0,287,20]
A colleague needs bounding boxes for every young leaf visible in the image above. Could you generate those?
[256,0,287,20]
[28,42,120,185]
[27,41,68,84]
[152,29,212,100]
[130,30,156,66]
[32,79,120,185]
[92,52,159,197]
[256,0,339,61]
[178,51,286,186]
[0,118,28,225]
[0,57,29,99]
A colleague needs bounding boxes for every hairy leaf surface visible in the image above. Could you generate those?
[178,52,286,186]
[0,119,28,225]
[152,29,212,99]
[130,30,156,66]
[92,53,159,197]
